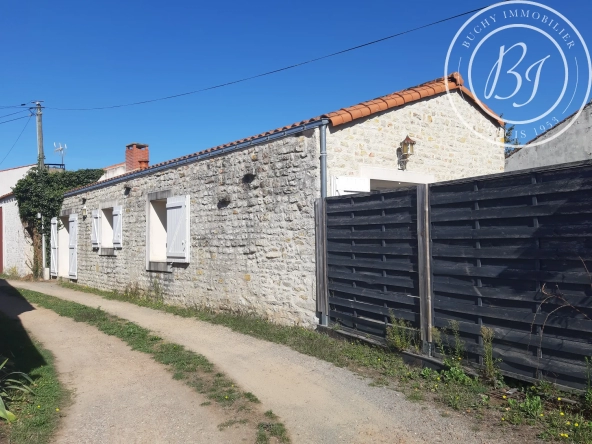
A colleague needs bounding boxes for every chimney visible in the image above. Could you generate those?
[125,143,149,172]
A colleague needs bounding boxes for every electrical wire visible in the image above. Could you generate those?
[0,115,30,125]
[0,109,29,120]
[0,115,33,168]
[48,6,486,111]
[0,104,27,110]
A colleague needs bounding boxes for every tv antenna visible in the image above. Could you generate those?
[54,142,67,165]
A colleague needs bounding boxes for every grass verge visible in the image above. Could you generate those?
[0,312,67,444]
[11,287,289,444]
[53,280,592,442]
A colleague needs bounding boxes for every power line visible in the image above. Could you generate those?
[0,104,27,110]
[0,115,33,168]
[0,115,30,126]
[0,109,29,120]
[48,6,486,111]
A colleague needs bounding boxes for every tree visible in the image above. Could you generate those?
[503,121,521,158]
[12,167,104,278]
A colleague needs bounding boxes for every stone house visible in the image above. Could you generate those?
[52,73,504,326]
[506,101,592,171]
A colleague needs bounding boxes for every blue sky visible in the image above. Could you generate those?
[1,0,591,171]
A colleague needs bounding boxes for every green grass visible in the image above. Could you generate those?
[0,313,67,444]
[59,281,404,371]
[12,287,290,443]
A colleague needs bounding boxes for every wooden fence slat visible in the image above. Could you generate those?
[327,213,414,226]
[327,256,416,273]
[431,200,592,222]
[431,175,592,205]
[329,282,419,306]
[326,194,415,213]
[432,224,592,240]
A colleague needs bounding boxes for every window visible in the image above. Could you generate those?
[91,205,123,252]
[147,193,190,268]
[101,208,114,248]
[149,199,167,262]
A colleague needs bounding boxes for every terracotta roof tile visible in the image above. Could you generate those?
[64,73,503,196]
[325,72,503,127]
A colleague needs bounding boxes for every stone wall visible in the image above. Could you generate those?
[61,129,320,326]
[326,90,505,183]
[0,196,33,277]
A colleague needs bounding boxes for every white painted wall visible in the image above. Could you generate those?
[0,165,33,196]
[0,195,33,276]
[99,164,126,182]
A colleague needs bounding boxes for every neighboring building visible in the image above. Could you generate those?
[0,164,34,196]
[52,73,504,326]
[0,164,36,276]
[99,143,150,181]
[506,101,592,171]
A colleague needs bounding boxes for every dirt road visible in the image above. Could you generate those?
[7,280,506,443]
[0,287,250,444]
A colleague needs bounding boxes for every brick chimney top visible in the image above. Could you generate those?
[125,143,149,172]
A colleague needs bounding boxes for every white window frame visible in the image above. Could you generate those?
[93,202,123,255]
[146,190,190,272]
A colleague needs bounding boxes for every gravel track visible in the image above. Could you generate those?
[7,280,515,443]
[0,285,250,444]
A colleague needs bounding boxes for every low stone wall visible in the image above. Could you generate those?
[61,129,320,326]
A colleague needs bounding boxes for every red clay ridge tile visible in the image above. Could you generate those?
[324,72,503,127]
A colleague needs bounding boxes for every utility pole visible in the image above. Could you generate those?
[33,101,45,169]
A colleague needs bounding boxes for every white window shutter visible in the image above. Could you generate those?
[68,214,78,279]
[333,176,371,196]
[166,195,190,263]
[50,217,58,277]
[91,210,100,248]
[112,206,123,248]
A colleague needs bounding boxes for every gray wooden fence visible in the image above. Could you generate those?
[318,161,592,390]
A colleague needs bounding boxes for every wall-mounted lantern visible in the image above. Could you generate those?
[398,136,416,171]
[81,205,87,218]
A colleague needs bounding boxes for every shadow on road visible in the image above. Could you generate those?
[0,279,46,373]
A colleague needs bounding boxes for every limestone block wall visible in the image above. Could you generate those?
[61,129,320,326]
[0,196,33,277]
[327,91,505,183]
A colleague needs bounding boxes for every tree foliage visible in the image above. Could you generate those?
[12,167,103,236]
[504,122,521,159]
[11,167,103,277]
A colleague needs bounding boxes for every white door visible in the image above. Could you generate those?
[50,217,58,277]
[68,214,78,279]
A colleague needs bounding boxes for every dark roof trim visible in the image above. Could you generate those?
[64,118,329,198]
